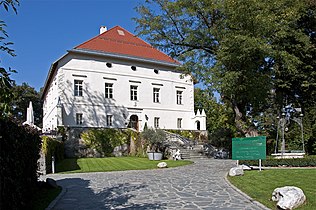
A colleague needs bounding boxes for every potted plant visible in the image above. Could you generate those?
[141,128,166,160]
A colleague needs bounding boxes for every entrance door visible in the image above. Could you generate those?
[196,120,201,130]
[129,115,139,131]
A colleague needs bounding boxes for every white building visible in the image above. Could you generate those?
[42,26,206,133]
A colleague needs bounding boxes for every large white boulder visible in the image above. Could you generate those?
[157,162,168,168]
[272,186,306,210]
[229,167,244,176]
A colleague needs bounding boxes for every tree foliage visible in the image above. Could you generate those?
[0,0,19,118]
[135,0,316,138]
[194,88,236,149]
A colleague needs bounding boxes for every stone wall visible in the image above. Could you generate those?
[37,151,46,175]
[64,127,88,158]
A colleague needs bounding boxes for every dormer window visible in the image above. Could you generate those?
[131,66,137,71]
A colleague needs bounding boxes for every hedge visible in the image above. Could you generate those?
[41,136,64,173]
[0,118,41,210]
[240,156,316,167]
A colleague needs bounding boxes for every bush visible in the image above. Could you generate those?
[0,118,41,210]
[81,128,129,157]
[41,136,64,173]
[240,156,316,167]
[141,128,166,152]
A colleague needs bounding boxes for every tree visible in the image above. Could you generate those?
[0,0,19,118]
[10,83,43,126]
[135,0,315,137]
[194,88,236,150]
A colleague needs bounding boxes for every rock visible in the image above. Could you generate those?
[272,186,306,210]
[229,167,244,176]
[239,164,252,171]
[157,162,168,168]
[46,178,58,188]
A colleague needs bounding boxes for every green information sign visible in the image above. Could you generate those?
[232,136,266,160]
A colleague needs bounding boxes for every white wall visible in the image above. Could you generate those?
[43,53,205,131]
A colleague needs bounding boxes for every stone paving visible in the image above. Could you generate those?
[47,159,268,210]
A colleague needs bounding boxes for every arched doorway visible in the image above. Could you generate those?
[128,115,139,131]
[196,120,201,130]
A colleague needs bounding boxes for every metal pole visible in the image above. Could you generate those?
[259,159,262,171]
[301,124,304,153]
[281,118,285,156]
[275,118,280,154]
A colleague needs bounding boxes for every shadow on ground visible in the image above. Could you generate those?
[56,158,81,173]
[56,178,164,209]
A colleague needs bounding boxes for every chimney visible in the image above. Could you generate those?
[100,26,107,34]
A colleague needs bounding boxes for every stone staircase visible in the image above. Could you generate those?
[180,145,208,160]
[165,131,209,160]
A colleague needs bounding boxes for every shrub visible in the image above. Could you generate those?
[0,118,41,210]
[141,128,166,152]
[81,128,128,157]
[240,156,316,167]
[41,136,64,173]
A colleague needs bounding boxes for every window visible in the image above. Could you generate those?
[106,62,112,68]
[105,83,113,98]
[154,117,160,128]
[130,85,138,101]
[154,69,159,74]
[153,88,160,103]
[106,115,113,126]
[176,90,183,105]
[131,66,137,71]
[177,118,182,129]
[74,80,83,96]
[76,113,83,125]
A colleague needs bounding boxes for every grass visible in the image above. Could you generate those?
[28,186,62,210]
[56,157,193,173]
[228,169,316,210]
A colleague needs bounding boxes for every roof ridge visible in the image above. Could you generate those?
[118,26,179,63]
[75,25,180,64]
[74,25,120,49]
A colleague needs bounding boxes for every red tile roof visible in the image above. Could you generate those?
[75,26,179,65]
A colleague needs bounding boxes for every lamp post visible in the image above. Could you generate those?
[301,113,304,153]
[281,112,286,156]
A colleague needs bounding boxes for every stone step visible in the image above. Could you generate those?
[179,147,208,160]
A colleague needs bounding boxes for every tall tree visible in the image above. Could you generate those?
[135,0,315,137]
[194,88,236,150]
[0,0,19,118]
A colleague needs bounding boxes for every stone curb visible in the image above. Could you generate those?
[45,185,67,210]
[224,172,271,210]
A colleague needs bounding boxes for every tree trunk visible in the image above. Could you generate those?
[233,102,258,137]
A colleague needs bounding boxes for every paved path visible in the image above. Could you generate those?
[47,159,268,210]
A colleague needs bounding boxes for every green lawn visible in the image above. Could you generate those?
[56,157,193,173]
[228,169,316,210]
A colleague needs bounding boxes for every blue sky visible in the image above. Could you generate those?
[2,0,146,91]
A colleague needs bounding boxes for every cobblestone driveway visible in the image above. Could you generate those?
[47,159,268,210]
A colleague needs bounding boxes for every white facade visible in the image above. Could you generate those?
[42,28,206,132]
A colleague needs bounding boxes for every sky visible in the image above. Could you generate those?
[2,0,146,91]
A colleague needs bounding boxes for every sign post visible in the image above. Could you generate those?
[232,136,266,171]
